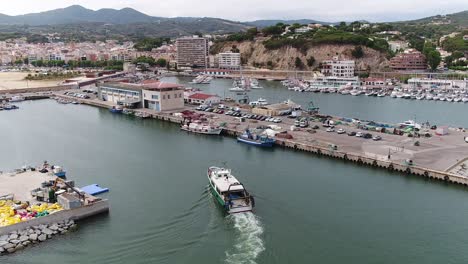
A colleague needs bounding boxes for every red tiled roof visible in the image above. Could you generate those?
[188,93,219,100]
[142,79,160,84]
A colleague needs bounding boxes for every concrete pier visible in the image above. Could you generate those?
[35,91,468,188]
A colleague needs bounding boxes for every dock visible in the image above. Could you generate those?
[25,91,468,188]
[0,166,109,237]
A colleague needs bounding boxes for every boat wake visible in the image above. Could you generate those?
[225,212,265,264]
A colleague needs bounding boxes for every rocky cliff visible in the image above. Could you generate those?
[212,38,390,72]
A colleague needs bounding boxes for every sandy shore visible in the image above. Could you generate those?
[0,72,64,90]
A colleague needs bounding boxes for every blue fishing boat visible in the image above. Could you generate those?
[110,106,123,113]
[3,104,18,110]
[237,129,275,147]
[53,166,66,178]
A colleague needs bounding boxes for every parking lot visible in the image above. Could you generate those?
[190,103,468,172]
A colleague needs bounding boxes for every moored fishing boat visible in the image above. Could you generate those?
[207,166,254,214]
[9,95,25,102]
[237,129,275,147]
[181,121,223,135]
[135,112,151,119]
[110,105,123,113]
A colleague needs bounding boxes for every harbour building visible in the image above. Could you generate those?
[142,82,184,111]
[176,37,209,69]
[97,81,184,111]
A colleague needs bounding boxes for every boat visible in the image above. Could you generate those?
[237,129,275,147]
[190,75,212,84]
[135,112,151,119]
[462,97,468,103]
[207,166,254,214]
[122,109,134,115]
[9,95,25,102]
[350,90,362,96]
[229,87,247,92]
[249,98,269,107]
[454,97,462,103]
[53,166,66,178]
[181,121,223,135]
[3,104,18,110]
[377,92,386,97]
[110,105,123,113]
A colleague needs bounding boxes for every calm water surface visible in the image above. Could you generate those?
[1,96,468,263]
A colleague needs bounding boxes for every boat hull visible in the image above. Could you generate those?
[181,127,223,135]
[237,137,275,147]
[207,173,253,214]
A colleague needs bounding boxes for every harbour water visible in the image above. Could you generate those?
[2,97,468,263]
[164,76,468,127]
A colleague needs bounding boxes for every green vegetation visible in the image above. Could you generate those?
[422,42,441,71]
[25,71,81,81]
[225,27,258,42]
[26,34,48,43]
[30,59,124,70]
[441,32,468,52]
[261,23,286,36]
[351,46,364,58]
[262,30,389,53]
[134,37,169,51]
[295,57,305,69]
[306,56,316,67]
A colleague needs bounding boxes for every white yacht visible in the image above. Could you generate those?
[249,98,269,106]
[181,121,223,135]
[207,166,254,214]
[9,95,25,102]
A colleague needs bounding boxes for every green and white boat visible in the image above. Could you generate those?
[207,166,254,214]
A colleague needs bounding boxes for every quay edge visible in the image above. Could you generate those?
[41,94,468,188]
[0,200,109,236]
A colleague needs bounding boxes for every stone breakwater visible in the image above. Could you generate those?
[0,220,77,255]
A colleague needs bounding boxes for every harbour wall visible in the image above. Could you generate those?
[0,85,74,95]
[50,95,468,188]
[0,200,109,236]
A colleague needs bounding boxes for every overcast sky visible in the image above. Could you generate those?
[2,0,467,22]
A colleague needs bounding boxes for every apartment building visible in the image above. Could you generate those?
[321,59,355,78]
[390,49,427,71]
[176,37,209,69]
[218,52,241,69]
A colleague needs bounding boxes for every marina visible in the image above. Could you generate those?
[2,98,468,263]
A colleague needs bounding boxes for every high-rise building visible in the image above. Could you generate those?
[321,58,355,78]
[218,52,241,69]
[176,37,209,69]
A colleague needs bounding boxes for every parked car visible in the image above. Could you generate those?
[273,118,282,123]
[347,131,356,136]
[337,128,346,134]
[326,127,335,132]
[372,135,382,141]
[355,132,363,137]
[363,133,373,139]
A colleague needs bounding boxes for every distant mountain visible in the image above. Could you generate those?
[246,19,331,28]
[0,5,158,25]
[0,5,251,37]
